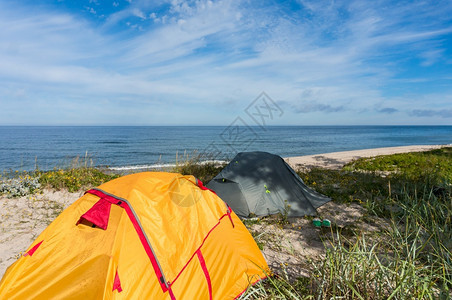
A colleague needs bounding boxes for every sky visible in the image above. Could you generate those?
[0,0,451,126]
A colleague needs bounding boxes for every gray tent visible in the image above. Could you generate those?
[206,151,331,217]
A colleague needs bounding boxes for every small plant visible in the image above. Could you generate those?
[249,230,266,251]
[242,216,263,227]
[0,174,41,198]
[276,200,291,227]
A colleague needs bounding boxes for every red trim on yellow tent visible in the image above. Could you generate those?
[226,206,235,228]
[76,198,112,230]
[196,179,216,195]
[168,287,176,300]
[196,249,213,300]
[86,189,169,292]
[23,240,43,257]
[169,213,228,286]
[113,270,122,293]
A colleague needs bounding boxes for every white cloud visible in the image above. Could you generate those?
[86,6,97,14]
[0,0,451,125]
[419,49,444,66]
[131,8,146,19]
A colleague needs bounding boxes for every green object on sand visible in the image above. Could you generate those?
[322,219,331,227]
[313,218,322,227]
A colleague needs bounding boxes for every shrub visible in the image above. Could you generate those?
[173,158,225,184]
[0,174,41,198]
[38,168,119,192]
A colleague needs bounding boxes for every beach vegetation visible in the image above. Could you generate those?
[35,154,120,192]
[241,147,452,299]
[172,155,226,184]
[0,156,120,196]
[344,146,452,185]
[36,153,119,192]
[37,167,119,192]
[0,173,41,198]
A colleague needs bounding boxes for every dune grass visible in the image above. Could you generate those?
[1,154,223,196]
[172,155,226,184]
[0,156,119,195]
[344,147,452,184]
[245,147,451,299]
[35,155,120,192]
[37,167,119,192]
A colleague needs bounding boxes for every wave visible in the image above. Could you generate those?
[108,160,227,171]
[108,164,176,171]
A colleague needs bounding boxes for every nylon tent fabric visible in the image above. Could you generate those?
[0,172,268,299]
[206,151,331,217]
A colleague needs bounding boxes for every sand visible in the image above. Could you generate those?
[0,144,446,280]
[285,144,446,170]
[0,190,83,277]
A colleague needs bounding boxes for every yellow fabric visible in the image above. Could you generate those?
[0,172,268,299]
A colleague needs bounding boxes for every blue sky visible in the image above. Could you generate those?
[0,0,451,125]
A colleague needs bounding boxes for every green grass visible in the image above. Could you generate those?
[1,154,223,196]
[172,156,226,184]
[241,147,452,299]
[298,168,389,205]
[36,154,119,192]
[37,158,224,193]
[0,155,120,195]
[37,167,119,192]
[344,147,452,185]
[309,227,450,299]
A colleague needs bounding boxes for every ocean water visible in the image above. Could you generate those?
[0,126,451,171]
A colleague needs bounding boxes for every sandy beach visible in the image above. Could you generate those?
[285,144,446,170]
[0,144,446,279]
[0,190,83,278]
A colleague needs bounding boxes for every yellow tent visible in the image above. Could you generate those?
[0,172,268,299]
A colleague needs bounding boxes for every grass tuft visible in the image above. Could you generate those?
[172,155,226,184]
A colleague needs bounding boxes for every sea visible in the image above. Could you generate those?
[0,126,451,172]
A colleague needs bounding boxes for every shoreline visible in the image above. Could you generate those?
[110,144,448,173]
[284,144,446,170]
